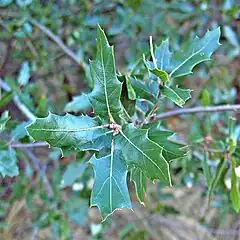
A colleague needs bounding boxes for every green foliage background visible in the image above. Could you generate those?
[0,0,240,239]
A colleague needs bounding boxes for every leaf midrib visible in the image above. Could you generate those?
[28,126,103,132]
[169,37,213,78]
[99,32,112,121]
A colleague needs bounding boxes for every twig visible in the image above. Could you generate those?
[152,104,240,121]
[10,142,49,148]
[29,18,81,66]
[22,149,54,198]
[0,78,36,120]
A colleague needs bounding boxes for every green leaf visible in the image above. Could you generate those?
[202,152,211,188]
[89,139,132,221]
[143,40,169,83]
[169,27,221,79]
[0,0,13,7]
[223,25,239,48]
[208,158,227,203]
[147,123,187,162]
[149,68,168,83]
[155,39,171,71]
[11,121,29,141]
[26,113,108,151]
[116,124,171,185]
[0,111,10,132]
[129,77,157,102]
[230,166,240,213]
[161,85,192,107]
[18,61,30,86]
[16,0,32,7]
[64,197,88,225]
[0,91,13,108]
[89,25,122,122]
[200,89,211,106]
[64,94,91,113]
[130,167,147,205]
[60,162,87,188]
[0,148,19,177]
[125,76,136,100]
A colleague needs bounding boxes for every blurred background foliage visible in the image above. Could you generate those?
[0,0,240,239]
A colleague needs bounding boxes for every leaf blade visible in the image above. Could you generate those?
[116,124,171,185]
[169,27,221,79]
[89,139,132,221]
[26,112,108,151]
[89,25,122,122]
[161,85,192,107]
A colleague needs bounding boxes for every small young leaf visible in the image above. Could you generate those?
[0,111,10,132]
[89,25,122,122]
[125,76,136,100]
[208,158,227,203]
[26,113,108,151]
[200,89,211,106]
[116,124,171,185]
[223,25,239,48]
[161,85,192,107]
[64,94,91,113]
[0,91,13,108]
[0,148,19,177]
[130,167,147,205]
[143,39,169,83]
[202,152,211,188]
[89,139,132,221]
[11,121,29,141]
[149,68,168,83]
[61,162,87,188]
[129,77,157,102]
[18,61,30,86]
[230,165,240,213]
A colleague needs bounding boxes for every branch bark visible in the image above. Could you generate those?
[152,104,240,121]
[0,78,36,120]
[10,142,49,148]
[29,19,82,66]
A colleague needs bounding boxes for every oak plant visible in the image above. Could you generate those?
[2,25,239,220]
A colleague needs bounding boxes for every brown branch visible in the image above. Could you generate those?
[152,104,240,121]
[22,149,54,198]
[29,18,81,66]
[10,142,49,148]
[0,78,36,120]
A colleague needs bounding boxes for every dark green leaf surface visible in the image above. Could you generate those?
[0,148,19,177]
[116,124,171,184]
[147,124,187,162]
[129,77,157,102]
[89,25,122,122]
[26,113,108,151]
[89,139,132,220]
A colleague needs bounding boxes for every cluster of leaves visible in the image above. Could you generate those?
[1,0,240,238]
[16,25,224,220]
